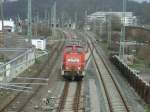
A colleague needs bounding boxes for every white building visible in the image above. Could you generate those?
[87,11,138,26]
[122,16,137,26]
[0,19,15,32]
[31,37,46,50]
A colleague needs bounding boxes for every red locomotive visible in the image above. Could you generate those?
[61,44,85,80]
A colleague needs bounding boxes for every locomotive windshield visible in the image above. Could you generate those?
[64,47,72,53]
[64,46,84,53]
[76,47,83,53]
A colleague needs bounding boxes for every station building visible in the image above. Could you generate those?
[86,11,138,26]
[31,36,47,50]
[0,19,15,32]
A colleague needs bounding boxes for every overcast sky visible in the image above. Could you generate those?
[132,0,150,3]
[6,0,150,3]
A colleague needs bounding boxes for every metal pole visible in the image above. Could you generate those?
[51,1,56,39]
[46,9,49,32]
[16,15,20,32]
[107,15,112,48]
[44,9,48,21]
[48,11,50,30]
[69,19,71,28]
[0,0,4,47]
[27,0,32,40]
[119,28,123,57]
[48,0,51,31]
[0,0,3,32]
[75,12,77,29]
[53,1,56,38]
[100,22,102,37]
[50,5,53,39]
[119,0,126,60]
[61,12,64,28]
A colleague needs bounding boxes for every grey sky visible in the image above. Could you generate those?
[132,0,150,3]
[6,0,150,3]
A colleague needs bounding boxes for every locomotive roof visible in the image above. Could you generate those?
[64,45,84,48]
[65,40,85,47]
[63,46,85,54]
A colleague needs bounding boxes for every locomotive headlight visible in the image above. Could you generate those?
[75,59,79,62]
[66,67,69,70]
[78,67,81,70]
[67,58,79,63]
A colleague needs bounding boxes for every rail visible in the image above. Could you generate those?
[73,81,82,112]
[87,32,131,112]
[56,81,83,112]
[57,81,69,112]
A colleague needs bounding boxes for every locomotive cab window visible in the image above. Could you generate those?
[64,47,72,53]
[76,47,84,53]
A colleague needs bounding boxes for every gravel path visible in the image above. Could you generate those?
[89,79,100,112]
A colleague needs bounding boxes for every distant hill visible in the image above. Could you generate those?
[2,0,150,24]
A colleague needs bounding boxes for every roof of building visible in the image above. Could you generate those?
[0,19,15,31]
[31,36,46,40]
[88,11,133,18]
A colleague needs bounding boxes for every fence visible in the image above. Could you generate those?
[111,55,150,104]
[0,48,35,83]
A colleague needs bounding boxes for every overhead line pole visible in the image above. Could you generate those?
[0,0,3,32]
[107,15,112,48]
[36,11,39,36]
[50,4,53,38]
[52,1,56,38]
[107,9,112,48]
[27,0,32,41]
[48,11,50,30]
[119,0,126,61]
[44,9,48,21]
[75,12,77,29]
[0,0,4,47]
[61,12,64,28]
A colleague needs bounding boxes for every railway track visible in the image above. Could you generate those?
[56,81,84,112]
[86,32,133,112]
[73,81,82,112]
[57,81,69,112]
[0,32,65,112]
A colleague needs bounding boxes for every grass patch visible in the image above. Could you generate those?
[129,57,149,70]
[0,92,11,104]
[99,42,112,55]
[145,106,150,112]
[35,59,42,64]
[35,54,48,64]
[99,40,149,72]
[100,42,108,50]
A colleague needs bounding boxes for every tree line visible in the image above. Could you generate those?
[2,0,150,24]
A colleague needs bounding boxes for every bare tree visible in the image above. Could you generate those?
[111,15,122,31]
